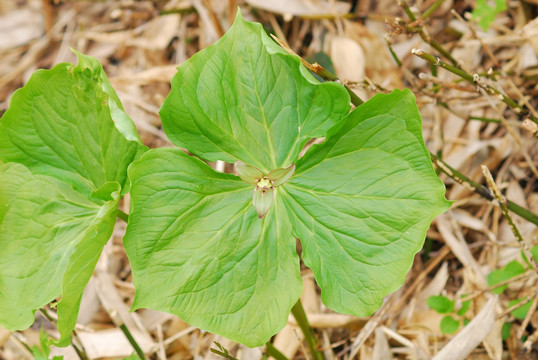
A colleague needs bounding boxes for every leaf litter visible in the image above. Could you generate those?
[0,0,537,359]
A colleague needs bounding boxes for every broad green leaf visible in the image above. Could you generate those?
[427,295,455,314]
[281,89,451,316]
[124,148,302,347]
[487,260,526,294]
[0,163,119,345]
[0,50,145,197]
[0,50,145,345]
[160,11,350,173]
[440,315,460,334]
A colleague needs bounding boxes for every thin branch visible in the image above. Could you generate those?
[412,48,538,124]
[430,154,538,226]
[481,165,537,271]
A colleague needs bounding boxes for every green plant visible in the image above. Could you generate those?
[0,51,146,346]
[427,295,471,334]
[0,10,449,349]
[32,328,64,360]
[471,0,507,31]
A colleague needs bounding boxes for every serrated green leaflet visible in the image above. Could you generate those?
[160,12,350,173]
[127,11,449,346]
[0,163,119,344]
[0,50,145,197]
[282,90,451,316]
[124,148,302,347]
[0,51,145,345]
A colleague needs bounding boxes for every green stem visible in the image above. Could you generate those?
[430,154,538,226]
[482,166,537,271]
[291,300,324,360]
[387,43,402,67]
[119,324,146,360]
[399,0,416,21]
[413,48,538,124]
[421,0,444,19]
[428,39,458,66]
[468,115,500,123]
[117,209,129,223]
[266,342,289,360]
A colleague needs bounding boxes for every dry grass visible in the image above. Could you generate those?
[0,0,537,359]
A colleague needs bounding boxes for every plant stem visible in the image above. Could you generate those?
[421,0,444,19]
[386,41,402,67]
[430,153,538,226]
[413,48,538,124]
[291,300,324,360]
[117,209,129,223]
[412,48,473,81]
[481,165,537,271]
[266,342,289,360]
[119,324,146,360]
[468,115,500,123]
[398,1,459,66]
[399,0,416,21]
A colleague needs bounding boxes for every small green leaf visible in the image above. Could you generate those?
[0,163,119,345]
[236,161,264,185]
[159,10,350,173]
[502,322,512,341]
[267,163,296,187]
[282,90,451,316]
[124,148,302,347]
[508,298,532,320]
[531,245,538,263]
[457,297,471,316]
[488,260,526,294]
[427,295,455,314]
[440,315,460,334]
[472,0,507,31]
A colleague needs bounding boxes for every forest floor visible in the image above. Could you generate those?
[0,0,537,359]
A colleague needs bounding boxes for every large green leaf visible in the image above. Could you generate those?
[124,148,302,347]
[160,11,350,173]
[130,12,448,347]
[0,51,145,345]
[281,89,451,316]
[0,163,119,345]
[0,51,145,197]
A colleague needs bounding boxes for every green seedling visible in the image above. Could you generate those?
[0,10,449,348]
[471,0,507,31]
[32,328,64,360]
[427,295,471,334]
